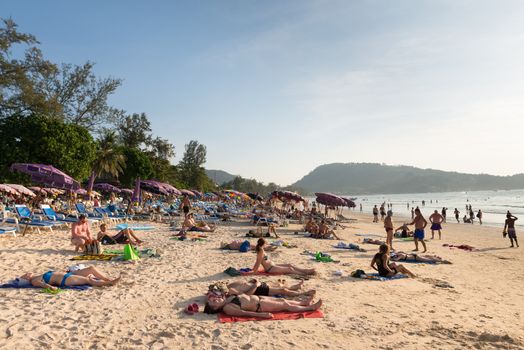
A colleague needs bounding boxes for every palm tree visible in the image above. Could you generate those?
[87,131,126,191]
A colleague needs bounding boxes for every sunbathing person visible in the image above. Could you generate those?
[220,240,277,251]
[204,293,322,318]
[226,279,316,298]
[394,224,413,238]
[19,266,121,290]
[182,213,216,232]
[362,238,386,245]
[371,244,416,278]
[253,238,316,276]
[317,220,341,240]
[97,223,142,245]
[391,251,451,264]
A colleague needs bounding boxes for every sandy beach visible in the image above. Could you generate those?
[0,211,523,350]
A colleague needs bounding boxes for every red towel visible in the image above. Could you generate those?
[218,310,324,323]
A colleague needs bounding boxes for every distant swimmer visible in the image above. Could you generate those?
[429,210,444,240]
[454,208,460,223]
[503,212,519,248]
[407,202,410,210]
[407,208,427,253]
[411,207,415,219]
[359,203,362,212]
[469,208,475,224]
[373,205,379,223]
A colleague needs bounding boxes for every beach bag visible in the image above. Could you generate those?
[239,240,251,252]
[84,241,102,255]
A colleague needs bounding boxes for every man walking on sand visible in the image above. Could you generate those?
[407,208,427,252]
[454,208,460,223]
[384,210,394,249]
[429,210,444,239]
[373,205,379,223]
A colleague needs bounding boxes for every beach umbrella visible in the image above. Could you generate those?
[341,197,356,208]
[120,188,134,195]
[75,188,88,195]
[180,189,195,197]
[44,188,64,195]
[6,184,35,197]
[10,163,81,190]
[315,192,346,207]
[93,183,122,193]
[28,186,47,194]
[0,184,20,195]
[271,190,305,203]
[140,180,169,196]
[161,183,182,196]
[190,190,203,198]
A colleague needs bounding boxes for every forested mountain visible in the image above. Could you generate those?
[205,169,236,185]
[292,163,524,195]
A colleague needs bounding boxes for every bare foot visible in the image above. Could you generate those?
[310,299,322,310]
[305,289,316,296]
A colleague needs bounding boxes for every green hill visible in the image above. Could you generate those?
[292,163,524,195]
[205,169,237,185]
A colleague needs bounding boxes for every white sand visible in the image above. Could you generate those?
[0,212,523,350]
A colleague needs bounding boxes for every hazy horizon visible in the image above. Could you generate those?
[3,0,523,185]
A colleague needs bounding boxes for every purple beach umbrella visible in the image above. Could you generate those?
[10,163,81,190]
[93,183,122,193]
[140,180,169,196]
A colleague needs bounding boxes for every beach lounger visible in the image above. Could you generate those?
[40,204,78,225]
[13,204,56,235]
[75,203,102,224]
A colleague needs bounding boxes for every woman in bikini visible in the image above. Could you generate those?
[226,279,316,298]
[204,293,322,318]
[97,223,142,245]
[252,238,316,276]
[371,244,416,278]
[19,266,121,290]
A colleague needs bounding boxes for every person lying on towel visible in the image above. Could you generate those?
[204,293,322,318]
[19,266,121,290]
[252,238,316,276]
[390,251,451,264]
[182,213,216,232]
[225,279,316,298]
[97,223,142,245]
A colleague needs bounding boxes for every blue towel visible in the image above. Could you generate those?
[0,278,91,290]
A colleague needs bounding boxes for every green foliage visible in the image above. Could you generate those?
[118,113,151,149]
[0,114,96,182]
[92,130,126,180]
[220,175,300,197]
[118,147,154,187]
[176,140,215,191]
[0,19,122,130]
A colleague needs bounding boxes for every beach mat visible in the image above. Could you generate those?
[114,224,155,231]
[355,273,408,281]
[218,310,324,323]
[70,254,118,261]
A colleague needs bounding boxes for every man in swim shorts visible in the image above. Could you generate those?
[71,215,93,252]
[429,210,444,240]
[503,212,519,248]
[407,208,427,253]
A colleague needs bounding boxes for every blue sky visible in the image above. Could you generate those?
[2,1,523,185]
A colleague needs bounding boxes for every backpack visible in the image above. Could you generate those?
[239,240,251,252]
[84,241,102,255]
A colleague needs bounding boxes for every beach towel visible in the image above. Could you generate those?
[70,254,118,261]
[0,278,91,290]
[334,242,366,252]
[353,273,408,281]
[443,244,475,251]
[114,224,155,231]
[218,310,324,323]
[355,233,383,237]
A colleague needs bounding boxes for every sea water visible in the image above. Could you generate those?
[352,189,524,229]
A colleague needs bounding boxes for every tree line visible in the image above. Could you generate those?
[0,18,214,191]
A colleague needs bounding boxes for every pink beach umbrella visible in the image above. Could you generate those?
[6,184,36,197]
[0,184,20,195]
